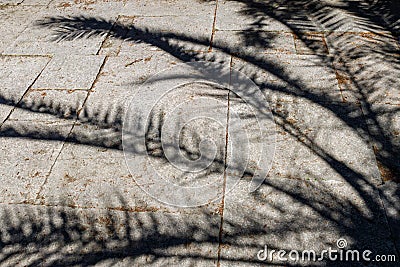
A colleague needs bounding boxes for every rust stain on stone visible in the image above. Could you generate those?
[59,2,72,8]
[97,216,112,226]
[358,32,379,40]
[376,160,399,183]
[125,56,152,67]
[286,117,297,124]
[334,69,350,102]
[373,146,400,183]
[64,173,78,183]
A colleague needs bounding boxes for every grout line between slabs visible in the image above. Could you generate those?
[34,55,109,201]
[208,0,219,52]
[33,122,76,201]
[0,56,52,128]
[217,55,233,267]
[2,201,177,214]
[96,17,121,56]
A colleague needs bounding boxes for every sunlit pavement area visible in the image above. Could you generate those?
[0,0,399,266]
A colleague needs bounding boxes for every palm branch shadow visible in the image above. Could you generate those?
[0,0,399,265]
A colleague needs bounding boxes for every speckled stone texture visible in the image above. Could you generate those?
[0,0,399,266]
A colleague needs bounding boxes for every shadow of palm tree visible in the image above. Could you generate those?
[0,0,399,266]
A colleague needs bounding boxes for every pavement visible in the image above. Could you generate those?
[0,0,399,266]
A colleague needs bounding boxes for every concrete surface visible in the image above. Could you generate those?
[0,0,399,266]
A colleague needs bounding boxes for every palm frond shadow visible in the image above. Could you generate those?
[0,179,394,266]
[0,0,399,265]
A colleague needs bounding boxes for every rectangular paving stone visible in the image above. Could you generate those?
[4,1,124,56]
[34,57,232,212]
[32,55,105,90]
[337,61,400,105]
[97,13,212,57]
[4,18,106,56]
[273,99,380,184]
[233,54,338,82]
[79,53,184,127]
[326,32,400,105]
[0,120,73,203]
[77,57,147,126]
[0,9,24,53]
[231,56,344,103]
[34,143,143,207]
[121,0,216,17]
[215,0,291,32]
[327,35,399,105]
[270,127,380,185]
[0,90,85,204]
[5,36,105,56]
[219,178,397,266]
[0,203,220,266]
[228,92,381,186]
[118,39,187,59]
[293,32,329,55]
[117,15,213,53]
[284,15,325,33]
[115,14,227,61]
[35,133,223,213]
[213,30,296,55]
[132,15,214,37]
[75,50,211,165]
[97,53,179,84]
[48,0,125,18]
[37,81,229,213]
[0,55,50,123]
[326,32,399,54]
[319,8,389,33]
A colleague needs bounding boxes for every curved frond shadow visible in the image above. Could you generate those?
[0,0,399,265]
